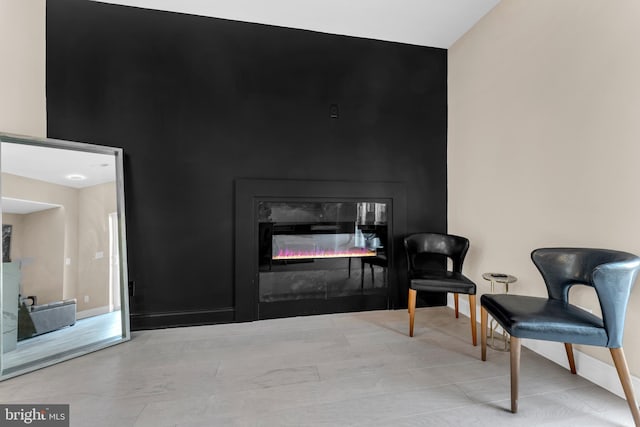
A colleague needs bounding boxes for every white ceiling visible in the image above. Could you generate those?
[2,197,61,215]
[1,142,116,214]
[1,142,116,189]
[91,0,500,48]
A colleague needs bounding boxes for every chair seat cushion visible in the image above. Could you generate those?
[481,294,607,346]
[410,270,476,294]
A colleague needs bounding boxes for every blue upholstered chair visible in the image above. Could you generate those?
[404,233,477,345]
[481,248,640,424]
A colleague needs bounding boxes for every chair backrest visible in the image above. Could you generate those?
[404,233,469,273]
[532,248,640,348]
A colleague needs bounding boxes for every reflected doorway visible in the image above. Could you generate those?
[109,212,121,312]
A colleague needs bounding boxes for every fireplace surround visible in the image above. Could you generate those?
[235,179,407,321]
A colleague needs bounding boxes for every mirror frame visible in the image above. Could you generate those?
[0,132,130,380]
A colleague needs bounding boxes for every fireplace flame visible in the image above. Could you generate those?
[273,247,376,260]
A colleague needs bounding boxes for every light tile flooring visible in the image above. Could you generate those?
[0,307,636,426]
[3,311,122,371]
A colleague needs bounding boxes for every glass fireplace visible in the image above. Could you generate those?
[257,200,389,317]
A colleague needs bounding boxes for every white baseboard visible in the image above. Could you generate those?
[447,294,640,400]
[77,305,111,320]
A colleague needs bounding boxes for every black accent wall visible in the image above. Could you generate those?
[46,0,448,329]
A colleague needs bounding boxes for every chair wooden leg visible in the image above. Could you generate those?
[469,294,477,346]
[408,288,417,337]
[564,343,577,374]
[510,336,521,413]
[454,293,459,318]
[610,347,640,426]
[481,306,487,361]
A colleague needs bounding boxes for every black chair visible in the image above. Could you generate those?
[481,248,640,424]
[404,233,477,345]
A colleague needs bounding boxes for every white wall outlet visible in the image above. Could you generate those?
[65,258,71,265]
[95,251,104,259]
[84,295,89,303]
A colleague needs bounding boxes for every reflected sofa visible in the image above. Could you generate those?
[18,298,77,340]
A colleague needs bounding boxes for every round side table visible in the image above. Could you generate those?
[482,272,517,351]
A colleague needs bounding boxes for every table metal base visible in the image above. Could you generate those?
[487,318,510,351]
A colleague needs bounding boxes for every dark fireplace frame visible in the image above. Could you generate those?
[234,179,407,322]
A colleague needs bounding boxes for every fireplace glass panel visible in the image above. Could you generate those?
[258,201,388,303]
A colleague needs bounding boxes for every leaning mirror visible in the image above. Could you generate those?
[0,132,130,379]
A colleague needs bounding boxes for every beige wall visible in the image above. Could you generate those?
[2,173,78,303]
[77,182,117,312]
[449,0,640,376]
[3,206,66,303]
[2,174,117,310]
[0,0,46,137]
[4,209,66,303]
[20,207,66,303]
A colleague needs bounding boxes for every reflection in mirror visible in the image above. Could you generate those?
[0,133,130,379]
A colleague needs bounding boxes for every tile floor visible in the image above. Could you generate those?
[3,311,122,372]
[0,307,636,426]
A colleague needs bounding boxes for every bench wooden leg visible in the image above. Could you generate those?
[408,288,417,337]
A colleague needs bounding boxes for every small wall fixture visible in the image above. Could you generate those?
[330,104,339,119]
